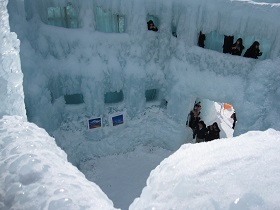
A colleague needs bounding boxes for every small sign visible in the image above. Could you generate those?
[112,114,124,126]
[88,117,102,129]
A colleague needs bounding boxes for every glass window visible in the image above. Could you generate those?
[64,94,84,104]
[96,7,125,33]
[47,4,78,28]
[104,90,124,104]
[145,89,158,102]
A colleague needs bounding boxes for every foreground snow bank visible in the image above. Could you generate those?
[0,116,118,210]
[130,129,280,210]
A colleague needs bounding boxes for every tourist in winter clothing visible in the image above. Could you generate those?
[212,122,220,140]
[147,20,158,32]
[231,112,237,129]
[195,121,208,143]
[206,124,215,142]
[194,101,202,113]
[244,41,262,59]
[188,109,201,139]
[223,35,234,54]
[198,31,206,48]
[231,38,244,56]
[206,122,220,141]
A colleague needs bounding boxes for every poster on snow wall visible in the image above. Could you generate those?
[109,113,125,127]
[88,117,102,129]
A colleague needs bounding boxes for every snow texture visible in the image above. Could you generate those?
[0,115,118,210]
[0,0,26,119]
[130,129,280,210]
[1,0,280,209]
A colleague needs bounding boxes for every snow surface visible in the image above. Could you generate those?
[2,107,280,210]
[0,115,118,210]
[130,128,280,210]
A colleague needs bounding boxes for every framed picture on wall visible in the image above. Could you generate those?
[88,117,102,129]
[110,113,124,126]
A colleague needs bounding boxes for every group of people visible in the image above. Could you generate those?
[198,32,263,59]
[224,36,263,59]
[187,102,221,143]
[147,24,263,59]
[147,21,263,59]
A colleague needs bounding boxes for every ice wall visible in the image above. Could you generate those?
[0,0,26,119]
[7,0,280,135]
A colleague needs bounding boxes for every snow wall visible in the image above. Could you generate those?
[0,0,26,119]
[7,0,280,136]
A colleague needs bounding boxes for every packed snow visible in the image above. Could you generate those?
[130,128,280,210]
[0,116,117,210]
[0,0,25,119]
[1,0,280,209]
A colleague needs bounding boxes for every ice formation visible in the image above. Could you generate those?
[6,0,280,135]
[0,0,25,119]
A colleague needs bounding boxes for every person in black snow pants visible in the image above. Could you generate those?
[195,121,208,143]
[244,41,262,59]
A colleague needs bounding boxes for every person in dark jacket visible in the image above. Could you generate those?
[198,31,206,48]
[188,109,200,139]
[206,124,215,142]
[231,38,245,56]
[212,122,220,140]
[223,35,234,54]
[206,122,220,141]
[231,112,237,129]
[195,121,208,143]
[244,41,262,59]
[147,20,158,32]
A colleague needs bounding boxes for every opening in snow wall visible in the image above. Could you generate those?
[7,0,280,136]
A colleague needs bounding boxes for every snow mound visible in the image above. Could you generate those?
[130,129,280,210]
[0,116,118,210]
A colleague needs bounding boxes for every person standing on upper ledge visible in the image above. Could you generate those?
[198,31,206,48]
[244,41,263,59]
[232,38,245,56]
[147,20,158,32]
